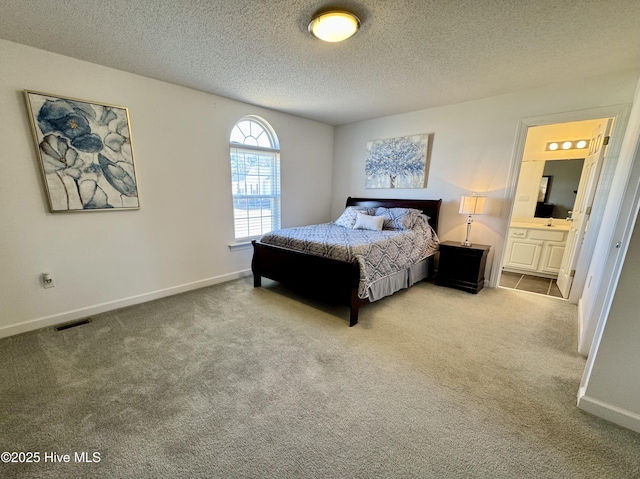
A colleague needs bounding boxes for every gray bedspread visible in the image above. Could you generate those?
[258,215,439,299]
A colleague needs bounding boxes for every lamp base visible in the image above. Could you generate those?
[462,215,473,247]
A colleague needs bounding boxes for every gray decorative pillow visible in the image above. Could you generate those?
[353,212,384,231]
[334,206,368,228]
[375,207,423,230]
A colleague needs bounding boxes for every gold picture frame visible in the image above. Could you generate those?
[24,90,140,212]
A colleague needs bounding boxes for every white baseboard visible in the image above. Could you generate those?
[0,270,252,339]
[577,390,640,434]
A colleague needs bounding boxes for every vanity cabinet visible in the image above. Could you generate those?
[539,241,566,273]
[503,226,567,277]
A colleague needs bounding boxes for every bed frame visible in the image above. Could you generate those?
[251,197,442,326]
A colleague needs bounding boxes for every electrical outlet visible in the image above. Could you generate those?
[42,273,56,289]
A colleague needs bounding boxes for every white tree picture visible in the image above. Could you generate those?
[365,134,431,189]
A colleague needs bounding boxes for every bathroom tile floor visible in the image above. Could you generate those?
[499,271,564,298]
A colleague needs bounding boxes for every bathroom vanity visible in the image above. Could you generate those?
[503,222,570,278]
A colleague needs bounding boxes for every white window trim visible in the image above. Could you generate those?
[229,116,281,241]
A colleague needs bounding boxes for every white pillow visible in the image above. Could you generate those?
[333,206,367,228]
[353,212,384,231]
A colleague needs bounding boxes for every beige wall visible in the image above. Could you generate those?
[0,39,334,337]
[522,119,604,162]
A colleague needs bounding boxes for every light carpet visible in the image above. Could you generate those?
[1,278,639,478]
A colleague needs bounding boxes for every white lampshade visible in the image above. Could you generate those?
[459,195,486,215]
[308,11,360,42]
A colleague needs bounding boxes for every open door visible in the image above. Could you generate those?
[557,119,613,298]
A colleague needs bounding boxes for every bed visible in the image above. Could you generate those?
[251,197,441,326]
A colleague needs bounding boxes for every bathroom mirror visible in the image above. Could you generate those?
[511,158,586,221]
[534,159,584,219]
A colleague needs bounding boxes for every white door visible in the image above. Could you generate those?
[557,119,613,298]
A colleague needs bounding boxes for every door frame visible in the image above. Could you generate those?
[491,105,631,305]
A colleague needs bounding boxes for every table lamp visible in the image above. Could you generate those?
[459,195,486,247]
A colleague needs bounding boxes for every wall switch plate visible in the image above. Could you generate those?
[42,273,56,289]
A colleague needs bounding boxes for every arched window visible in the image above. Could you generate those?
[230,116,280,240]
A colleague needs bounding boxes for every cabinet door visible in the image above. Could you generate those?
[504,239,543,271]
[540,242,565,273]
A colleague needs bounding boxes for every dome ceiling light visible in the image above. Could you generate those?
[308,10,360,42]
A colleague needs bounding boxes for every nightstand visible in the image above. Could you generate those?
[435,241,491,294]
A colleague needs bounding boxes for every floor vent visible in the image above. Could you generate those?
[55,318,92,331]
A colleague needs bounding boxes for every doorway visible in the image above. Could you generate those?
[498,117,613,301]
[488,104,631,354]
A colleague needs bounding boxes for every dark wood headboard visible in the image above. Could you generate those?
[346,197,442,233]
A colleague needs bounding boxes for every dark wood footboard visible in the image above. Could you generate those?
[252,240,366,326]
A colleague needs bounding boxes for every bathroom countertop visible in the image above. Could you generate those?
[510,222,571,232]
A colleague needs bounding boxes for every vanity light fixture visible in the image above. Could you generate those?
[545,140,590,151]
[459,194,486,247]
[308,10,360,42]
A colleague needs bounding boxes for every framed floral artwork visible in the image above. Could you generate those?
[24,91,140,212]
[365,133,432,189]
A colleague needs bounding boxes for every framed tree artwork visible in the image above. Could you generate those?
[365,133,432,189]
[24,90,140,212]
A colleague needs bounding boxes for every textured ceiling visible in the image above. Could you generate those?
[1,0,639,125]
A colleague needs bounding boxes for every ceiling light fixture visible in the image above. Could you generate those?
[308,10,360,42]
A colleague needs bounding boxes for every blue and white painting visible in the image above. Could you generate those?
[25,91,139,212]
[365,133,430,189]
